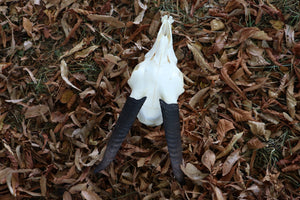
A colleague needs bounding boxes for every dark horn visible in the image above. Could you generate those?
[159,99,184,184]
[94,96,146,173]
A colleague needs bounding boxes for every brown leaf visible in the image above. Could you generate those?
[248,121,271,140]
[221,62,246,99]
[40,175,47,196]
[63,191,72,200]
[286,78,296,118]
[23,17,33,37]
[188,43,216,73]
[181,163,208,185]
[210,19,225,31]
[60,60,81,91]
[189,87,210,108]
[217,119,235,143]
[247,137,266,149]
[87,14,125,28]
[227,107,253,122]
[81,190,102,200]
[201,149,216,172]
[60,89,74,104]
[25,105,49,119]
[222,149,240,176]
[75,45,99,59]
[212,184,226,200]
[217,132,243,159]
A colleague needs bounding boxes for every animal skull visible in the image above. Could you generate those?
[94,15,185,184]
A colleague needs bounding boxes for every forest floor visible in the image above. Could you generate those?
[0,0,300,199]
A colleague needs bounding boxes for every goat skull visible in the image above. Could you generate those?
[94,15,185,184]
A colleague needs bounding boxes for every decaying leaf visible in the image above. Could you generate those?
[75,45,99,59]
[87,14,125,28]
[248,121,271,141]
[222,149,240,176]
[228,107,253,122]
[181,163,208,185]
[247,137,266,149]
[81,190,102,200]
[189,87,210,108]
[23,17,33,37]
[25,105,49,119]
[211,19,225,31]
[217,119,235,143]
[60,60,81,91]
[217,132,243,159]
[188,43,216,73]
[201,149,216,172]
[286,78,296,118]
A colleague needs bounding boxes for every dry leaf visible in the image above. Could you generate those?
[189,87,210,108]
[133,0,147,25]
[201,149,216,172]
[79,87,95,99]
[248,121,271,140]
[59,39,87,60]
[25,105,49,119]
[269,20,284,30]
[23,17,33,37]
[81,190,102,200]
[286,78,296,118]
[87,14,125,28]
[60,89,74,104]
[222,149,240,176]
[181,163,207,185]
[212,184,226,200]
[217,119,235,143]
[40,175,47,196]
[211,19,225,31]
[284,25,295,48]
[75,45,99,59]
[217,132,243,159]
[60,60,81,91]
[228,107,253,122]
[247,137,266,149]
[188,43,215,73]
[63,191,72,200]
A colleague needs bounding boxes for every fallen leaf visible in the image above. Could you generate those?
[60,60,81,91]
[25,105,49,119]
[228,107,253,122]
[247,137,266,149]
[75,45,99,59]
[188,43,216,73]
[211,19,225,31]
[181,163,208,185]
[23,17,33,37]
[60,89,74,104]
[87,14,125,28]
[217,132,243,159]
[269,20,284,30]
[286,78,296,118]
[189,87,210,108]
[201,149,216,172]
[222,149,240,176]
[217,119,235,143]
[81,190,102,200]
[248,121,271,140]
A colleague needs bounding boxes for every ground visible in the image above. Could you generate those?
[0,0,299,199]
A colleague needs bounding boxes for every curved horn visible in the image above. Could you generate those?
[94,96,146,173]
[159,99,184,184]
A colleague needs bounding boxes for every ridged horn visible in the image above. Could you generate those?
[94,96,146,173]
[159,99,184,184]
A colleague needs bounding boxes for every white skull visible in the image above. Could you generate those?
[128,16,184,126]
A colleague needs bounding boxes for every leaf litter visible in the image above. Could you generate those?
[0,0,299,199]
